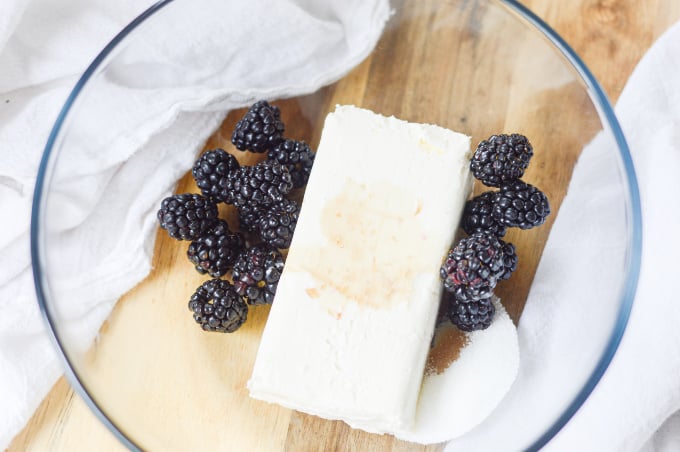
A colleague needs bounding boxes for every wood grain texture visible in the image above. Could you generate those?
[8,1,680,451]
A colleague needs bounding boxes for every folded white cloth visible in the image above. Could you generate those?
[544,20,680,451]
[445,18,680,452]
[0,0,389,448]
[479,20,680,452]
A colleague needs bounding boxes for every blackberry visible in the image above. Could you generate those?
[440,231,505,294]
[232,244,285,305]
[157,193,217,241]
[492,180,550,230]
[231,100,285,152]
[267,139,315,188]
[450,239,517,285]
[448,296,495,332]
[187,220,245,277]
[471,134,533,187]
[192,149,240,203]
[228,160,293,209]
[238,204,264,233]
[462,191,507,237]
[188,279,247,333]
[258,198,300,249]
[498,241,518,281]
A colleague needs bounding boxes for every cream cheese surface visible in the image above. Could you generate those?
[248,105,472,433]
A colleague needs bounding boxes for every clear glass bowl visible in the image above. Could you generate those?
[32,0,641,450]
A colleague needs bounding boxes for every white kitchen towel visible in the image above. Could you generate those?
[0,0,389,448]
[543,20,680,452]
[442,17,680,452]
[522,21,680,452]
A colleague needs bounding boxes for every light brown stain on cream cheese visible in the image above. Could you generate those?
[287,179,441,313]
[305,288,320,299]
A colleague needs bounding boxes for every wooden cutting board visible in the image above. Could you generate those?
[9,1,680,450]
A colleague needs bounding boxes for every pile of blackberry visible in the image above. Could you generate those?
[440,133,550,332]
[157,100,315,333]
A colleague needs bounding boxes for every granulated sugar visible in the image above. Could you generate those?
[395,297,519,444]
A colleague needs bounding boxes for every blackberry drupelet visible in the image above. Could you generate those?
[238,204,264,233]
[157,193,217,241]
[448,283,493,303]
[192,148,240,203]
[187,220,245,277]
[228,160,293,209]
[492,180,550,230]
[258,198,300,249]
[231,100,285,153]
[232,244,285,305]
[448,296,495,332]
[498,241,518,281]
[188,278,247,333]
[462,191,507,237]
[471,134,533,187]
[440,231,505,294]
[267,139,315,188]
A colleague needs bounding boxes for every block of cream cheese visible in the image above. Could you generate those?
[248,105,472,434]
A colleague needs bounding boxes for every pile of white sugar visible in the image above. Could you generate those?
[395,297,519,444]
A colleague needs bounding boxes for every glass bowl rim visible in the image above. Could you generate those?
[29,0,642,450]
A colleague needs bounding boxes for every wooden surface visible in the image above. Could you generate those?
[9,1,680,451]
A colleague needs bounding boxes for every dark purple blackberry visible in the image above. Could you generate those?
[192,149,240,203]
[462,191,507,237]
[157,193,217,241]
[258,198,300,249]
[238,204,264,233]
[435,288,491,329]
[471,134,533,187]
[492,180,550,230]
[440,231,505,294]
[498,241,518,281]
[188,279,247,333]
[228,160,293,209]
[187,220,244,277]
[232,244,285,305]
[448,296,495,332]
[267,139,315,188]
[231,100,285,153]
